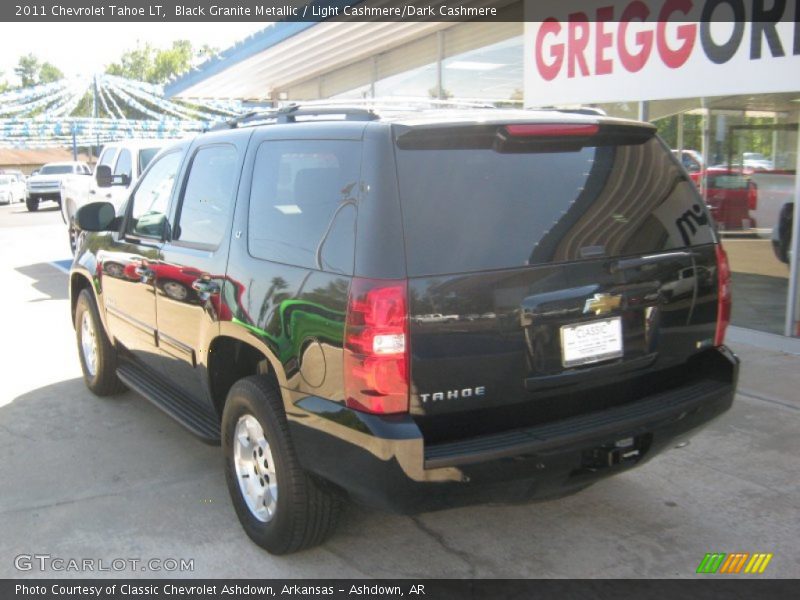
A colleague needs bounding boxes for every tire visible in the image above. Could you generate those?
[74,289,126,396]
[222,376,341,554]
[68,212,79,255]
[160,279,189,302]
[25,196,39,212]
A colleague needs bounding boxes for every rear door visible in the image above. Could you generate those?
[393,121,718,442]
[154,134,248,407]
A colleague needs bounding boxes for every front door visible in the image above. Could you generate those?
[101,148,184,373]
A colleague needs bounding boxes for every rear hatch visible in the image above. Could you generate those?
[393,118,721,443]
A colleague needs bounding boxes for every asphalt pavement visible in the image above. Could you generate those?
[1,202,798,579]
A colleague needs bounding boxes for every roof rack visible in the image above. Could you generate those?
[211,104,380,130]
[209,99,606,131]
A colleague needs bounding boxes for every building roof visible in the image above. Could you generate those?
[165,20,450,100]
[0,148,93,167]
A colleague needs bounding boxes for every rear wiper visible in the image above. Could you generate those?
[610,251,694,273]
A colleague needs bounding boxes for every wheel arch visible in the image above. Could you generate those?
[70,272,94,323]
[206,333,286,421]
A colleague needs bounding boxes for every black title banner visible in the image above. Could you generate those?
[4,579,800,600]
[3,0,522,22]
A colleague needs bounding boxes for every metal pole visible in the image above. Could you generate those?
[436,31,444,100]
[677,112,684,154]
[701,100,711,200]
[71,123,77,161]
[638,100,650,122]
[93,74,99,159]
[784,124,800,337]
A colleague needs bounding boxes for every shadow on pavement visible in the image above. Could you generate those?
[730,272,788,335]
[15,262,68,302]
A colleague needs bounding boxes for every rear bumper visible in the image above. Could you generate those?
[288,347,738,514]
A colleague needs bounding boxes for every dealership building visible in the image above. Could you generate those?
[166,0,800,349]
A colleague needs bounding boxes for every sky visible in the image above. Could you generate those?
[0,22,269,85]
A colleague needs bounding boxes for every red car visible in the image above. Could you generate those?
[691,168,757,230]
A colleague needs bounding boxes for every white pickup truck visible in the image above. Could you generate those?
[61,140,166,253]
[26,161,92,212]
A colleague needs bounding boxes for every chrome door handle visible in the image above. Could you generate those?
[134,266,154,281]
[191,279,220,295]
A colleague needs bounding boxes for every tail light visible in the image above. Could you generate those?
[714,244,732,347]
[747,181,758,211]
[344,278,409,414]
[504,123,599,137]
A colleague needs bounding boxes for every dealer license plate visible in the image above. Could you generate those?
[560,317,623,368]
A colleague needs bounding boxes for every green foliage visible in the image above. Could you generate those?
[106,40,213,85]
[14,53,63,87]
[654,114,704,152]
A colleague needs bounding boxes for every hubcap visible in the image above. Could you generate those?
[80,311,98,377]
[233,414,278,522]
[163,282,187,301]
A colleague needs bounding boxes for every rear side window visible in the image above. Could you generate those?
[174,144,239,248]
[395,130,714,276]
[248,140,360,274]
[139,147,160,173]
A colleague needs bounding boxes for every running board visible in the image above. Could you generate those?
[117,361,221,444]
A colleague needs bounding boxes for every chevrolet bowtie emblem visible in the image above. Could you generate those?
[583,293,622,316]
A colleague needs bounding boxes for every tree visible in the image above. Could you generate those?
[107,40,213,85]
[14,53,63,87]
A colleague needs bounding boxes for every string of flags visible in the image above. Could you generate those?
[0,74,247,148]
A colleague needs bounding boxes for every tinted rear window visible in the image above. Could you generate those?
[395,131,714,276]
[248,140,360,275]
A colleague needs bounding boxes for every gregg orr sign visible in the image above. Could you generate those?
[523,0,800,105]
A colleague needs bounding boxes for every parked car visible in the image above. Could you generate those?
[26,161,91,212]
[701,168,758,230]
[742,152,774,171]
[70,104,738,555]
[61,140,167,253]
[772,202,793,264]
[0,173,26,204]
[672,149,703,174]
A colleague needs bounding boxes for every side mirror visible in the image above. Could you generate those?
[75,202,118,232]
[97,165,132,188]
[96,165,113,188]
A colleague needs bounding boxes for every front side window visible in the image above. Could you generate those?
[97,148,118,170]
[114,150,133,180]
[173,145,239,248]
[248,140,360,274]
[127,151,182,239]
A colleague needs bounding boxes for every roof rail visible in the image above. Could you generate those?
[208,99,606,131]
[211,104,380,130]
[284,97,497,111]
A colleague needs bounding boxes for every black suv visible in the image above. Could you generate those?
[70,104,738,555]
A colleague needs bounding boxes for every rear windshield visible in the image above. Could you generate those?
[708,174,748,189]
[395,129,714,276]
[39,165,73,175]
